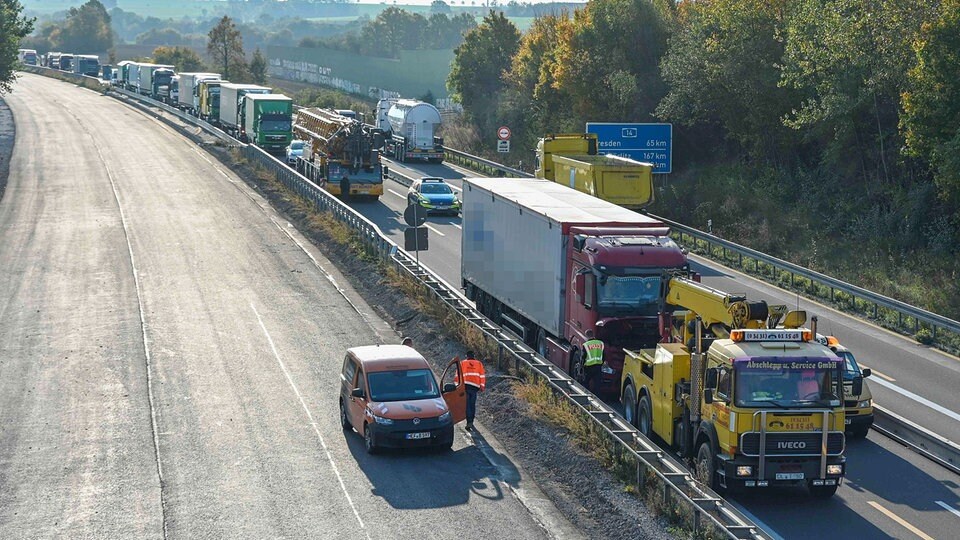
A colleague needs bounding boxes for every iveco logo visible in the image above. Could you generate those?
[412,418,421,425]
[778,441,807,449]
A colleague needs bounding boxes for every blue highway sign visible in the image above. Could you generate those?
[585,122,673,174]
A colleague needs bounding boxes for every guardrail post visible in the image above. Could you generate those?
[636,461,646,491]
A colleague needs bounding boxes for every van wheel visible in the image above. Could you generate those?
[364,424,378,454]
[638,395,653,438]
[622,384,638,427]
[696,441,719,492]
[339,400,351,430]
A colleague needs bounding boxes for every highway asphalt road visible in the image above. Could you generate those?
[372,157,960,539]
[0,73,553,539]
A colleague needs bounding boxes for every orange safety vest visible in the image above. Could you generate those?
[456,358,487,391]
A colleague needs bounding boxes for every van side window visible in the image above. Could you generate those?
[356,369,366,393]
[342,355,357,384]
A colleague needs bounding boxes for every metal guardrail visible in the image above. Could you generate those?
[873,404,960,475]
[439,146,960,343]
[71,75,773,540]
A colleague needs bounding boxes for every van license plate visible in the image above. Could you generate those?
[775,473,804,480]
[406,432,430,440]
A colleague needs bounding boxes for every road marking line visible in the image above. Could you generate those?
[859,364,895,381]
[453,223,462,230]
[425,224,445,237]
[867,375,960,423]
[387,188,406,199]
[936,500,960,519]
[868,501,934,540]
[252,303,370,539]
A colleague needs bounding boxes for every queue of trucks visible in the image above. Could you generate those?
[31,50,100,76]
[26,51,871,497]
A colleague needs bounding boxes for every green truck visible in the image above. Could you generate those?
[243,94,294,154]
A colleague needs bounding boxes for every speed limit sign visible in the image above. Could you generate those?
[497,126,511,141]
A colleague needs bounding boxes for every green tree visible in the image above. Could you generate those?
[447,10,520,138]
[49,0,112,53]
[502,13,575,151]
[249,47,268,85]
[779,0,938,183]
[1,0,35,94]
[554,0,670,122]
[136,27,184,46]
[152,46,203,72]
[207,15,244,80]
[901,0,960,205]
[658,0,798,160]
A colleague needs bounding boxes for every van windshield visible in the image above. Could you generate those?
[367,369,440,402]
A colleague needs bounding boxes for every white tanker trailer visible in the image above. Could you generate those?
[375,98,444,163]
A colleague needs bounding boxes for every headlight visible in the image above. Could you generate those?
[372,413,393,425]
[600,365,615,375]
[736,466,752,477]
[438,411,451,423]
[857,400,872,408]
[827,464,843,475]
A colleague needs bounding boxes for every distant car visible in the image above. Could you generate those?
[339,344,466,454]
[407,177,461,215]
[286,140,305,165]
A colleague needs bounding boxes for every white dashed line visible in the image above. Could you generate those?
[387,188,406,199]
[425,224,445,237]
[251,303,370,539]
[936,501,960,519]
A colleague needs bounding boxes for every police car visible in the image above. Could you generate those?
[407,177,461,216]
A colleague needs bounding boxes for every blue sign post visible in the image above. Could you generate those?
[585,122,673,174]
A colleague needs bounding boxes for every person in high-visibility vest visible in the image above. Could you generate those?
[456,350,486,430]
[582,329,604,393]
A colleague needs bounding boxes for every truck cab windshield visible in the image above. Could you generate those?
[596,274,660,315]
[735,361,841,408]
[261,119,291,132]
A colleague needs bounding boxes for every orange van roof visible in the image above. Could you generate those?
[348,344,430,372]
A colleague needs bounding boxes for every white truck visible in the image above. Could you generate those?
[137,63,175,96]
[177,72,221,114]
[219,83,272,136]
[375,98,444,163]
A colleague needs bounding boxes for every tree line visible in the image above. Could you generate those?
[448,1,960,316]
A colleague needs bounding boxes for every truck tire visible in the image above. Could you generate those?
[696,441,719,491]
[570,349,585,383]
[638,395,653,438]
[339,400,351,430]
[622,384,638,427]
[808,481,838,498]
[536,328,548,358]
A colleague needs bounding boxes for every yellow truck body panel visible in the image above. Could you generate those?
[551,154,655,210]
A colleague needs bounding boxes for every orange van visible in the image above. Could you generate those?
[339,344,467,453]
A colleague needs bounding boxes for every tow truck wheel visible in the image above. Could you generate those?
[638,396,653,438]
[622,385,638,427]
[808,481,838,498]
[696,441,719,492]
[849,425,870,439]
[364,424,378,455]
[339,400,351,430]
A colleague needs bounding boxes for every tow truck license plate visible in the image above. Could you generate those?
[845,418,852,425]
[406,432,430,440]
[776,472,805,480]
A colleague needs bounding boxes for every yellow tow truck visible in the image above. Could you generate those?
[620,275,849,497]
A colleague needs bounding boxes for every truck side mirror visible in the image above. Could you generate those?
[704,388,714,404]
[705,367,718,388]
[861,368,871,378]
[851,376,863,397]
